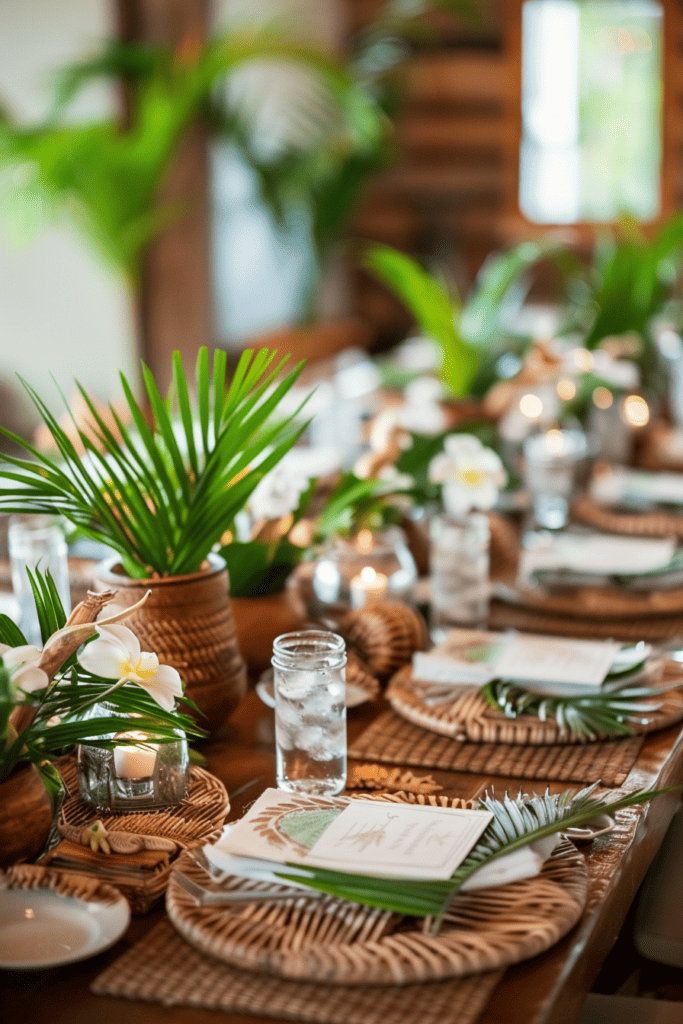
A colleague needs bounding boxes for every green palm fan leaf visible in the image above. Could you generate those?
[0,347,309,578]
[481,678,670,740]
[274,783,661,925]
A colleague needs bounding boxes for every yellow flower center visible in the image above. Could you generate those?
[457,468,484,488]
[121,657,156,682]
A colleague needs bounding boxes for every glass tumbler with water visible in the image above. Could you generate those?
[8,514,71,644]
[272,631,347,797]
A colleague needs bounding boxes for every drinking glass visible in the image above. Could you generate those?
[429,512,490,640]
[272,630,347,797]
[8,514,71,644]
[523,429,587,531]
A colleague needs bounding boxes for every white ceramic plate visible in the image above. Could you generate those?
[256,678,371,710]
[0,886,130,970]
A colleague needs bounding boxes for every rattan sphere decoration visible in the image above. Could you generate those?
[338,601,429,680]
[345,648,381,700]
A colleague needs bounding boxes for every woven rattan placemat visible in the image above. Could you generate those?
[348,710,643,786]
[91,918,503,1024]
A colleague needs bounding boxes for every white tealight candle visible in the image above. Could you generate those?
[113,731,159,780]
[350,566,389,608]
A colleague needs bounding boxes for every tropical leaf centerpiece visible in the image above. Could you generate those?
[0,347,308,580]
[0,570,202,789]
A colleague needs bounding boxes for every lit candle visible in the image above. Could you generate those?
[113,730,159,780]
[350,566,389,608]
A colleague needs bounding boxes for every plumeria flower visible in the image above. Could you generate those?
[429,434,507,518]
[0,643,49,695]
[249,465,311,521]
[77,624,183,712]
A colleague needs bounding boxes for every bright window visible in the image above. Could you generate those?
[520,0,663,224]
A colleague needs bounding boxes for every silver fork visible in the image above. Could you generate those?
[171,868,323,906]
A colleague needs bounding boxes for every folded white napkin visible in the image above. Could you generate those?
[205,826,559,895]
[460,835,560,891]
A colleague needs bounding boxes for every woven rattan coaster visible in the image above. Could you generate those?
[43,760,230,914]
[92,918,504,1024]
[348,709,643,786]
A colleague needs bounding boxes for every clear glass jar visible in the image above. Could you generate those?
[523,429,587,531]
[272,631,347,797]
[8,514,71,645]
[77,701,189,812]
[429,512,490,639]
[310,527,418,614]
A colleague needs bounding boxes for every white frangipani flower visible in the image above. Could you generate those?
[0,643,48,694]
[77,624,183,712]
[249,466,310,521]
[429,433,507,518]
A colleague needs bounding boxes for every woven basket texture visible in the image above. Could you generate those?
[53,760,230,914]
[385,662,683,746]
[348,709,643,786]
[94,556,247,735]
[165,832,587,985]
[92,917,504,1024]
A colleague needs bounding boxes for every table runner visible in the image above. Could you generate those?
[348,710,643,787]
[92,919,503,1024]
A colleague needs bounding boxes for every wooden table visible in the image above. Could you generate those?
[3,688,683,1024]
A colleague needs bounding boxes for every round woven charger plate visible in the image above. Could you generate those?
[385,662,683,745]
[166,806,588,986]
[572,494,683,542]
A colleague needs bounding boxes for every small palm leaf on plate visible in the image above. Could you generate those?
[276,783,662,926]
[481,679,670,740]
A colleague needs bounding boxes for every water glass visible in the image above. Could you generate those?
[429,512,490,639]
[272,631,347,797]
[8,514,71,644]
[523,429,587,531]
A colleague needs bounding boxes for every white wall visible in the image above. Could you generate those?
[0,0,136,420]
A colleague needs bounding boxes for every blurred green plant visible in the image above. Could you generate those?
[314,471,414,540]
[0,32,364,284]
[363,238,569,398]
[560,213,683,378]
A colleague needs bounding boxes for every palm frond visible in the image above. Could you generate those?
[481,678,668,740]
[276,784,662,923]
[0,348,308,578]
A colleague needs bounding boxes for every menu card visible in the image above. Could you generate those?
[413,629,623,694]
[215,788,493,881]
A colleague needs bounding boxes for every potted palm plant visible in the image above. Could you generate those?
[0,347,308,733]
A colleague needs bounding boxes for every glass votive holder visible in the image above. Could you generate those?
[310,527,417,614]
[429,512,490,640]
[8,514,71,644]
[523,429,588,531]
[272,630,347,797]
[77,704,189,812]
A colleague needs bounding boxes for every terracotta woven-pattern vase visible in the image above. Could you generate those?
[0,764,53,867]
[94,554,247,736]
[231,587,307,676]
